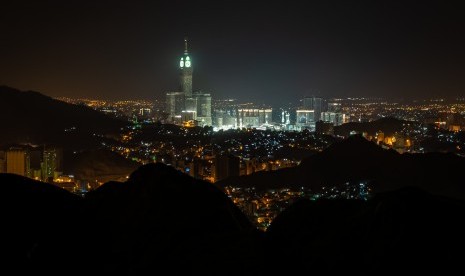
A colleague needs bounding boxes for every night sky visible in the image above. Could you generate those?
[1,1,464,105]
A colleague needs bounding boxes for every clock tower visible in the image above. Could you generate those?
[179,37,193,97]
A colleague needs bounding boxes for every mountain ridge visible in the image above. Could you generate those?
[218,135,465,200]
[0,85,125,147]
[1,158,464,274]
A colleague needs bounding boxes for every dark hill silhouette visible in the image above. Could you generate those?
[1,164,263,275]
[83,163,262,275]
[218,135,465,200]
[0,173,84,275]
[1,162,465,275]
[0,86,125,147]
[266,187,465,274]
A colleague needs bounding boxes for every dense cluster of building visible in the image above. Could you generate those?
[56,38,465,137]
[37,38,465,228]
[0,147,61,180]
[0,147,85,194]
[109,124,328,183]
[163,38,348,131]
[78,38,465,186]
[2,38,465,233]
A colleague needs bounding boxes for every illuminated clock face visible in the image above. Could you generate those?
[180,57,184,68]
[185,56,191,67]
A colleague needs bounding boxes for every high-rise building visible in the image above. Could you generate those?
[184,97,197,113]
[180,37,193,97]
[303,97,324,121]
[6,148,30,177]
[165,37,213,126]
[166,92,185,122]
[42,148,60,182]
[321,112,346,126]
[295,109,315,131]
[193,92,212,126]
[180,37,198,123]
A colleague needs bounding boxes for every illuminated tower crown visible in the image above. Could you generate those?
[180,37,193,97]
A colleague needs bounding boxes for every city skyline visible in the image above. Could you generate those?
[1,1,464,105]
[2,1,465,272]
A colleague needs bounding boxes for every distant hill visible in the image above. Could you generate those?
[0,86,125,147]
[65,149,140,183]
[218,135,465,200]
[334,117,410,137]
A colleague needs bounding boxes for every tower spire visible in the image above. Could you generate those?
[184,36,188,54]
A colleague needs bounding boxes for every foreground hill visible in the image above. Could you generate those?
[0,86,125,147]
[218,135,465,200]
[83,163,260,275]
[1,161,464,274]
[267,187,465,273]
[0,173,84,274]
[0,163,261,275]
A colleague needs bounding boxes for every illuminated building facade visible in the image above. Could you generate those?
[42,148,62,182]
[296,109,315,130]
[321,112,346,126]
[194,92,212,126]
[237,109,272,128]
[166,92,185,122]
[180,37,193,97]
[303,97,324,121]
[165,37,212,125]
[6,148,30,177]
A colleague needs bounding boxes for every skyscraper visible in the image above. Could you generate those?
[302,97,324,121]
[321,112,346,126]
[6,148,30,177]
[180,37,193,97]
[42,148,60,182]
[166,92,185,121]
[165,37,212,126]
[296,109,315,130]
[194,91,212,126]
[165,38,192,123]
